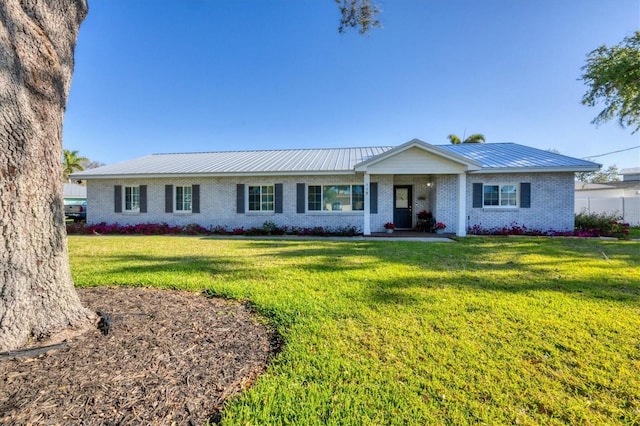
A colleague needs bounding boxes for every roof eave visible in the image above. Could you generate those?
[469,165,602,174]
[72,170,359,180]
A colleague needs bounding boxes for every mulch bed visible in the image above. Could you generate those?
[0,287,280,425]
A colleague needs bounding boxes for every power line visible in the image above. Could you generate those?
[581,145,640,159]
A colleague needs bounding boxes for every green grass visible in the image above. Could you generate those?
[628,226,640,239]
[68,236,640,425]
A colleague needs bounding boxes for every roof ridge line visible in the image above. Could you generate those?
[152,146,396,156]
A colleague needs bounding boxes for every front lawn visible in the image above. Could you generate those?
[68,236,640,425]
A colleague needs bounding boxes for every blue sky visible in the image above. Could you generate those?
[63,0,640,171]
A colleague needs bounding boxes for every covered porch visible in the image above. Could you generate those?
[356,139,481,237]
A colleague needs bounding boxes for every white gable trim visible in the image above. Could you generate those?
[355,139,482,173]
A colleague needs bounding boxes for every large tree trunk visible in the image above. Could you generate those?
[0,0,93,352]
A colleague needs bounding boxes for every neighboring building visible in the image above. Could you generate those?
[575,167,640,226]
[620,167,640,182]
[63,183,87,204]
[72,139,600,236]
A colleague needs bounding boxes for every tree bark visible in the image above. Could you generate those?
[0,0,93,352]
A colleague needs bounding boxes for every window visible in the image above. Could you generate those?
[124,186,140,212]
[483,184,518,207]
[308,186,322,211]
[248,185,274,211]
[175,185,192,212]
[307,184,365,212]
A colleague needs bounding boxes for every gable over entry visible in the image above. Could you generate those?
[355,139,482,236]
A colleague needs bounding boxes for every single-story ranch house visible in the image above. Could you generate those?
[72,139,600,236]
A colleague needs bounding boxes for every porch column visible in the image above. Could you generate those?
[364,172,371,235]
[457,172,467,236]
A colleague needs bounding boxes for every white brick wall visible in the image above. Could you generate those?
[86,172,576,234]
[466,173,575,231]
[429,175,458,232]
[88,176,391,232]
[372,175,393,231]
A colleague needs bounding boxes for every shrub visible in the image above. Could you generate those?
[416,210,435,232]
[231,227,245,235]
[332,226,361,236]
[183,223,209,235]
[67,222,363,238]
[467,217,630,238]
[311,226,327,236]
[259,221,287,235]
[211,225,228,235]
[575,211,630,237]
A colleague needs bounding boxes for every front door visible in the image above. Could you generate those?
[393,186,413,229]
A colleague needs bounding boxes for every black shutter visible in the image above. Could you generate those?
[236,184,245,213]
[520,183,531,208]
[296,183,305,214]
[165,185,173,213]
[472,183,483,208]
[192,184,200,213]
[370,182,378,214]
[139,185,147,213]
[275,183,283,214]
[114,185,122,213]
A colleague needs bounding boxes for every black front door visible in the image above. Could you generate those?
[393,186,413,229]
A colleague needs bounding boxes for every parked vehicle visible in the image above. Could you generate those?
[65,201,87,222]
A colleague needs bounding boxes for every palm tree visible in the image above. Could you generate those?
[448,133,486,144]
[63,149,88,182]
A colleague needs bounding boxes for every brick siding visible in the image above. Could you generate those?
[466,173,575,231]
[86,172,575,234]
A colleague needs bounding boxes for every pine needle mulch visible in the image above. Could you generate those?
[0,287,280,425]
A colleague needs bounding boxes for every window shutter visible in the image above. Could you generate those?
[275,183,283,214]
[472,183,483,208]
[114,185,122,213]
[296,183,305,214]
[192,184,200,213]
[236,184,245,213]
[165,185,173,213]
[139,185,147,213]
[520,183,531,208]
[370,182,378,214]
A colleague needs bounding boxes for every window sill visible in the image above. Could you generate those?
[482,207,519,212]
[305,211,364,215]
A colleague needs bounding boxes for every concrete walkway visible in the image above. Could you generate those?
[364,231,455,242]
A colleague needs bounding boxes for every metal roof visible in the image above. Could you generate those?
[620,167,640,175]
[63,183,87,198]
[73,142,599,178]
[74,147,394,177]
[440,143,600,170]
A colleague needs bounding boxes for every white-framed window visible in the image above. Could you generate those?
[307,184,364,212]
[248,185,274,212]
[124,186,140,212]
[175,185,192,212]
[483,184,518,207]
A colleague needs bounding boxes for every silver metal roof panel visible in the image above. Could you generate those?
[439,143,599,169]
[73,147,395,177]
[73,142,599,178]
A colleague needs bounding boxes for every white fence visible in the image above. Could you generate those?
[575,196,640,226]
